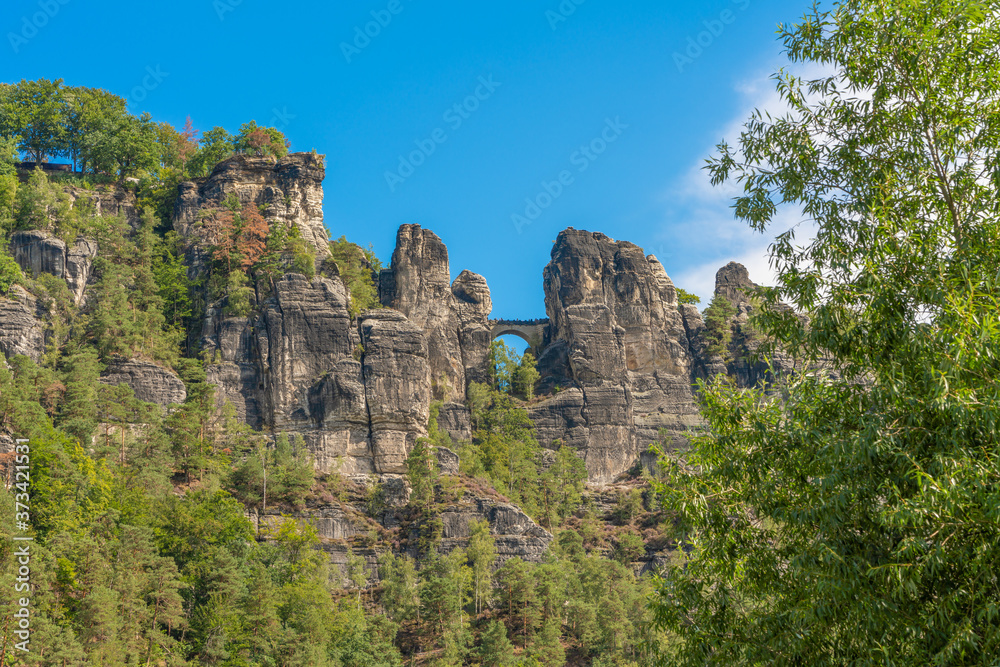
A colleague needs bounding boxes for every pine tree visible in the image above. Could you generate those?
[467,519,496,616]
[530,618,566,667]
[404,438,438,510]
[478,620,516,667]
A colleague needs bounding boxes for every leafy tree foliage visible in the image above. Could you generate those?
[328,235,381,318]
[0,249,22,294]
[462,382,543,518]
[467,518,497,615]
[512,350,540,400]
[539,445,588,529]
[0,78,67,164]
[201,196,316,316]
[652,1,1000,664]
[701,293,736,360]
[234,120,289,158]
[488,340,541,400]
[187,126,234,177]
[229,432,314,514]
[62,86,128,173]
[675,287,701,305]
[405,437,439,510]
[478,619,516,667]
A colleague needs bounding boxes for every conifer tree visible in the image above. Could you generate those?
[478,620,516,667]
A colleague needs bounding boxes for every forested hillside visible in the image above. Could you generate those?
[0,79,676,666]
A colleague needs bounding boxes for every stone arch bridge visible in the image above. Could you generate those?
[489,318,549,355]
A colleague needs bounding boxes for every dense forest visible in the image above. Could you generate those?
[0,79,672,666]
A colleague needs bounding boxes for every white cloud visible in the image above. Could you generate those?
[655,62,834,304]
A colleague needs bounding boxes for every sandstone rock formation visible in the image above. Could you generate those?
[174,153,330,273]
[360,309,431,474]
[260,490,553,585]
[197,272,433,477]
[9,230,97,305]
[99,358,187,407]
[65,184,139,229]
[714,260,757,306]
[379,224,493,441]
[530,229,707,483]
[713,262,807,388]
[0,285,47,363]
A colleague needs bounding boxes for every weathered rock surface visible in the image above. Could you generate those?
[9,230,97,305]
[99,359,187,407]
[379,225,493,441]
[713,262,807,388]
[259,275,355,428]
[435,446,460,475]
[715,261,757,306]
[263,489,552,586]
[174,153,330,272]
[531,229,706,482]
[197,274,434,477]
[436,496,552,565]
[360,309,431,474]
[65,184,139,228]
[0,285,48,363]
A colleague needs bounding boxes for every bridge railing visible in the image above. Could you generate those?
[489,318,549,326]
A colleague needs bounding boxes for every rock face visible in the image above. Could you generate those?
[99,359,187,407]
[436,496,553,565]
[262,490,553,585]
[360,309,431,474]
[65,185,139,229]
[712,262,805,388]
[0,285,48,363]
[198,273,432,477]
[529,229,707,483]
[174,153,330,272]
[9,230,97,305]
[379,225,493,441]
[715,261,757,306]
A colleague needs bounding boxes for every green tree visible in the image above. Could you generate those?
[188,126,234,177]
[497,557,540,649]
[13,168,78,239]
[463,382,544,518]
[418,549,472,658]
[478,619,516,667]
[467,518,496,615]
[530,618,566,667]
[0,78,68,164]
[405,437,438,510]
[346,546,369,604]
[539,444,587,529]
[675,287,701,305]
[234,120,289,158]
[652,1,1000,665]
[488,340,519,394]
[512,350,540,400]
[88,111,158,180]
[58,348,102,444]
[611,530,644,565]
[0,250,22,295]
[0,135,18,228]
[378,551,419,624]
[153,231,193,327]
[701,293,736,360]
[62,85,128,173]
[329,235,380,317]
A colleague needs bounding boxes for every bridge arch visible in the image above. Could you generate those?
[489,319,549,356]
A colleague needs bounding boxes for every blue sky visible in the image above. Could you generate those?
[3,0,814,324]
